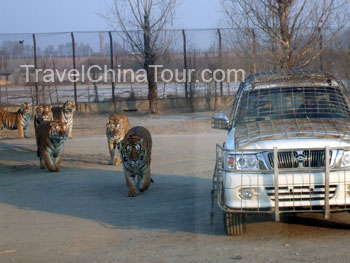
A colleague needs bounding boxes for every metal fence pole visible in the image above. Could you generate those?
[5,74,9,106]
[33,33,39,105]
[319,27,323,71]
[251,29,257,74]
[182,29,188,99]
[217,29,223,96]
[108,31,116,107]
[71,32,78,108]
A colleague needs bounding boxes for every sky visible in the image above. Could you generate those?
[0,0,222,34]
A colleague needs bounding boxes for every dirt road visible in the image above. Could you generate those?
[1,113,350,263]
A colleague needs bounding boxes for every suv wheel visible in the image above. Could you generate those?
[223,212,247,236]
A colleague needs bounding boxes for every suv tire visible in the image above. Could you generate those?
[223,212,246,236]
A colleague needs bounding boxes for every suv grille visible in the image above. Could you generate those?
[268,150,332,168]
[265,185,337,202]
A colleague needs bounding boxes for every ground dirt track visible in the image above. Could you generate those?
[1,113,350,263]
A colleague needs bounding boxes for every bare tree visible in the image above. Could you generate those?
[106,0,177,114]
[222,0,350,69]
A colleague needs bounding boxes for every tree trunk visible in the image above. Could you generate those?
[277,0,293,69]
[146,64,158,114]
[144,15,158,114]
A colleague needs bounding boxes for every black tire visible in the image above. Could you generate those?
[223,212,247,236]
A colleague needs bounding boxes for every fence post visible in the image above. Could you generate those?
[71,32,78,108]
[217,29,223,96]
[5,74,9,106]
[318,27,323,71]
[109,31,116,109]
[182,29,188,99]
[33,33,39,105]
[251,29,257,74]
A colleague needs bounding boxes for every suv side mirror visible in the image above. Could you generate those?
[212,113,229,130]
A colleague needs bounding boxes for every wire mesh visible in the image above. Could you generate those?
[0,28,349,106]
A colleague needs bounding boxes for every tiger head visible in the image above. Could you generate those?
[106,118,127,141]
[20,102,32,117]
[49,121,68,143]
[63,100,76,114]
[36,105,53,122]
[120,136,146,167]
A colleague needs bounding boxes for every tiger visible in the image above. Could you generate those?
[34,104,53,136]
[120,126,152,197]
[0,102,32,138]
[52,100,75,139]
[106,113,130,166]
[36,120,68,172]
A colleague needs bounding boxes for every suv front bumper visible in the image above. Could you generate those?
[211,145,350,222]
[224,171,350,210]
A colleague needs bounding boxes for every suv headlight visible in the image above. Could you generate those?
[227,154,259,170]
[341,151,350,167]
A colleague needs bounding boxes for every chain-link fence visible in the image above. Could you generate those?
[0,28,349,106]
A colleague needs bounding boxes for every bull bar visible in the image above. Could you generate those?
[210,144,350,225]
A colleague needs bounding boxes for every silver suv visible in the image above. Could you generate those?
[211,70,350,235]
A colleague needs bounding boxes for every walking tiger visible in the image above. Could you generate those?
[106,113,130,165]
[0,102,32,138]
[52,100,75,139]
[36,120,68,172]
[34,104,53,137]
[120,126,152,197]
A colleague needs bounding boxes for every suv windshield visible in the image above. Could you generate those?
[235,86,350,124]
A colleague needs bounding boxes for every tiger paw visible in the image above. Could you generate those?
[127,191,136,197]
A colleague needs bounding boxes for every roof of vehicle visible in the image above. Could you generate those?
[244,69,338,87]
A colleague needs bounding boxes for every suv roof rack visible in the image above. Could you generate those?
[244,69,336,86]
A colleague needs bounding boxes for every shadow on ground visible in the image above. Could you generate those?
[0,162,227,235]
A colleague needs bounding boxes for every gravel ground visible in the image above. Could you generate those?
[1,112,350,263]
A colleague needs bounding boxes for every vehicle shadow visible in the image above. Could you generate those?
[0,165,227,235]
[282,214,350,230]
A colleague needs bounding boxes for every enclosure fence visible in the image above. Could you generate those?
[0,27,349,106]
